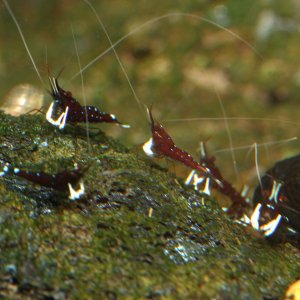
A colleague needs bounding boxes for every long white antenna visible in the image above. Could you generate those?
[214,137,297,154]
[82,0,145,115]
[215,88,239,179]
[71,24,91,153]
[72,12,262,80]
[164,116,300,127]
[2,0,44,86]
[254,142,263,190]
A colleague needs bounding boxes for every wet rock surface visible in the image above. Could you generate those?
[0,112,299,299]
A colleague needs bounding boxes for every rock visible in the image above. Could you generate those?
[0,112,299,299]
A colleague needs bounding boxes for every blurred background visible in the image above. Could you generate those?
[1,0,300,200]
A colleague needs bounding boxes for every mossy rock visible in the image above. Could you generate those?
[0,112,299,300]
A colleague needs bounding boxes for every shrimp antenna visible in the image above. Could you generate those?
[71,23,91,153]
[146,105,156,132]
[73,12,262,79]
[82,0,146,117]
[254,143,263,191]
[2,0,45,86]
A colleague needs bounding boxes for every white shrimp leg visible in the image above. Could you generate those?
[46,102,69,130]
[68,179,85,201]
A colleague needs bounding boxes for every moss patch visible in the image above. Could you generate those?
[0,112,299,299]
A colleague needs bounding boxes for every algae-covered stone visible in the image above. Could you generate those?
[0,112,299,300]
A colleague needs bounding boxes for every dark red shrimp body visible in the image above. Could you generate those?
[13,167,83,191]
[46,76,129,129]
[143,107,219,184]
[0,163,87,200]
[251,155,300,245]
[200,154,247,217]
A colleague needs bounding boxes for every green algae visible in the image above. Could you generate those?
[0,112,299,300]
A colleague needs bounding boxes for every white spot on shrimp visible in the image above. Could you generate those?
[68,179,85,201]
[143,138,155,157]
[39,140,48,148]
